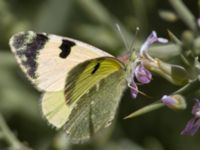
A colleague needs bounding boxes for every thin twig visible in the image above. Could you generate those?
[0,114,32,150]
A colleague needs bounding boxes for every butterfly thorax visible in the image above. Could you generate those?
[125,51,138,85]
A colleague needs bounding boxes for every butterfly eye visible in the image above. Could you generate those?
[59,39,75,59]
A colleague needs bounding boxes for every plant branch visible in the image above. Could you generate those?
[125,77,200,119]
[0,114,32,150]
[169,0,197,31]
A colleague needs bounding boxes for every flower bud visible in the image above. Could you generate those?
[144,59,189,85]
[158,59,189,85]
[159,10,178,22]
[161,94,187,110]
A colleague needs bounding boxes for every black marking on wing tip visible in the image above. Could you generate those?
[59,39,75,59]
[91,63,100,74]
[12,32,28,49]
[15,32,49,78]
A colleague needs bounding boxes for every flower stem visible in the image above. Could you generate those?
[173,77,200,95]
[125,77,200,119]
[169,0,197,32]
[124,102,164,119]
[0,114,32,150]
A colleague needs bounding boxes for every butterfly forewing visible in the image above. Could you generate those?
[9,31,112,91]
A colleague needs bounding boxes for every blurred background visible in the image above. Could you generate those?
[0,0,200,150]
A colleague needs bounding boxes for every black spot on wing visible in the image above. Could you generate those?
[91,63,100,74]
[13,32,49,78]
[59,39,75,58]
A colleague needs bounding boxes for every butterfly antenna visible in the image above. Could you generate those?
[116,24,130,52]
[129,27,140,52]
[116,24,140,53]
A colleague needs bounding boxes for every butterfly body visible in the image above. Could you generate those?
[9,31,126,143]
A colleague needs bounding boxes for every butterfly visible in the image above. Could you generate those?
[9,31,129,143]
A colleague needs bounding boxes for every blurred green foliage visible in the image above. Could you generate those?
[0,0,200,150]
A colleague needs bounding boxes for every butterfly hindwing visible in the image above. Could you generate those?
[9,31,112,91]
[41,57,126,142]
[65,70,125,143]
[42,90,69,128]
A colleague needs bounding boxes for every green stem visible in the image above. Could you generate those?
[173,77,200,95]
[169,0,197,32]
[125,77,200,119]
[0,114,32,150]
[124,102,164,119]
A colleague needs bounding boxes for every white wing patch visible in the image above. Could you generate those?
[9,31,112,92]
[37,35,112,91]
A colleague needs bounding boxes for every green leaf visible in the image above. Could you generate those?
[167,30,182,45]
[169,0,197,31]
[124,102,164,119]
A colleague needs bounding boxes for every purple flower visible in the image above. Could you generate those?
[128,31,168,99]
[181,118,200,136]
[134,64,152,84]
[140,31,168,57]
[192,99,200,116]
[161,94,186,110]
[181,99,200,136]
